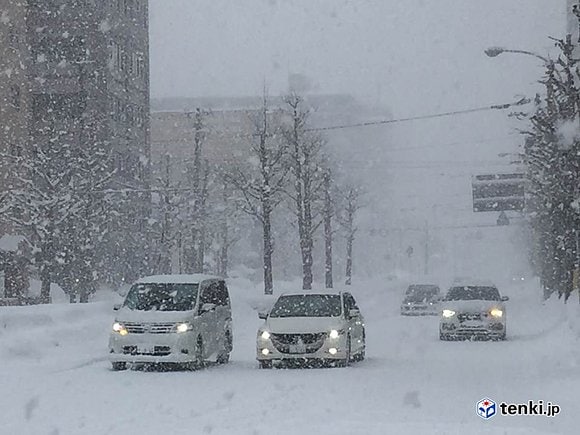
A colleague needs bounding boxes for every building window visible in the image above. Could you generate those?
[9,85,21,111]
[133,53,145,78]
[8,27,19,46]
[9,144,22,157]
[125,0,133,17]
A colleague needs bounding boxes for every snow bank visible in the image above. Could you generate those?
[0,276,578,435]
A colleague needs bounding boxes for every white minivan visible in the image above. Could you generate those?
[109,274,233,370]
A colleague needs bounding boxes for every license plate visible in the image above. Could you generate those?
[138,346,154,354]
[289,343,307,354]
[462,321,483,328]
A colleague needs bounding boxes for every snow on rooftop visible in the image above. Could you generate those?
[135,274,222,284]
[0,234,28,253]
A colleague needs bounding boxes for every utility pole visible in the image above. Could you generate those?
[424,220,430,276]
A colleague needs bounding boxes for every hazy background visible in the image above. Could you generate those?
[149,0,564,114]
[148,1,567,282]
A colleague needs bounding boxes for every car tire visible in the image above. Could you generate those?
[338,336,351,367]
[259,360,273,369]
[194,336,204,369]
[354,331,366,362]
[111,362,127,371]
[355,345,366,362]
[439,333,448,341]
[216,331,232,365]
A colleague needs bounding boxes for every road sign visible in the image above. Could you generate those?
[472,173,525,212]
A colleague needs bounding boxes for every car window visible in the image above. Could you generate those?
[215,281,230,307]
[445,286,501,301]
[270,294,342,318]
[404,285,440,302]
[343,293,359,314]
[199,281,219,306]
[123,283,199,311]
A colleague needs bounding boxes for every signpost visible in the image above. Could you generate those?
[472,173,525,212]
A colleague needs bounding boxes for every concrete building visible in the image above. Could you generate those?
[150,94,382,179]
[0,0,151,288]
[0,0,150,189]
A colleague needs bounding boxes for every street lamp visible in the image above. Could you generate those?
[484,47,551,65]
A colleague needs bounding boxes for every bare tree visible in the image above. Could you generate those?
[323,168,334,288]
[225,95,287,294]
[214,183,240,277]
[337,186,362,286]
[193,163,210,273]
[181,109,211,273]
[151,154,179,274]
[283,94,325,290]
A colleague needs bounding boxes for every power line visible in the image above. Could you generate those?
[305,98,531,132]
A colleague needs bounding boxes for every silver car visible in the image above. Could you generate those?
[256,291,366,368]
[439,282,509,341]
[400,284,441,316]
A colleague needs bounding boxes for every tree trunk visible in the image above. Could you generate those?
[195,234,205,273]
[79,281,90,303]
[301,240,313,290]
[262,210,274,295]
[324,171,333,288]
[303,190,314,290]
[218,221,229,278]
[40,264,51,304]
[345,234,353,286]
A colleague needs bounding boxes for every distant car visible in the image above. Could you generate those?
[109,274,233,371]
[439,281,508,341]
[256,291,365,368]
[400,284,441,316]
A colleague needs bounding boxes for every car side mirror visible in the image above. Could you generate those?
[113,304,122,311]
[501,296,509,302]
[201,303,217,313]
[258,312,268,320]
[348,309,360,319]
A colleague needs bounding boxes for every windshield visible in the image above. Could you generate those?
[445,286,501,301]
[269,294,342,318]
[123,283,199,311]
[404,285,440,302]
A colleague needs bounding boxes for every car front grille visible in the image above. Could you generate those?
[122,346,171,356]
[124,322,175,334]
[458,313,483,322]
[271,333,326,354]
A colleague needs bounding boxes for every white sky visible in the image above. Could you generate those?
[150,0,565,116]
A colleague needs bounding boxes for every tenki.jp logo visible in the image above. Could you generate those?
[477,398,497,420]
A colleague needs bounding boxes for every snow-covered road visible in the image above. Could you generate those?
[1,278,579,435]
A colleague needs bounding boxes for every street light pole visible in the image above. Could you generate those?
[484,47,550,65]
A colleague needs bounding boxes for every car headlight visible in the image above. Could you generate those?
[260,330,271,340]
[490,308,503,318]
[175,322,193,333]
[329,329,343,339]
[112,322,128,336]
[442,309,456,318]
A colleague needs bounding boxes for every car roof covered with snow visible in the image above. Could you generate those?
[449,278,497,288]
[279,291,344,297]
[134,274,223,285]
